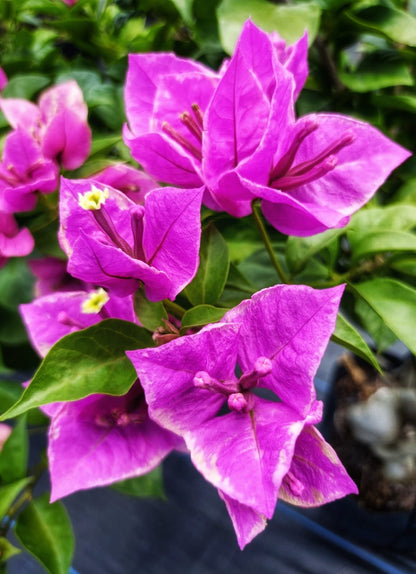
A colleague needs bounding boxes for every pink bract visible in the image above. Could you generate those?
[127,284,357,548]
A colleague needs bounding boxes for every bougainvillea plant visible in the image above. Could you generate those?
[0,1,415,571]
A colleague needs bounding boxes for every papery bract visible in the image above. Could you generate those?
[123,20,308,212]
[0,130,58,213]
[0,212,34,269]
[59,178,203,300]
[0,80,91,170]
[20,289,183,500]
[202,22,411,233]
[127,284,357,548]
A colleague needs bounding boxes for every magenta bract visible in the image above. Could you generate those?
[0,212,34,268]
[0,80,91,170]
[127,284,357,548]
[59,178,203,300]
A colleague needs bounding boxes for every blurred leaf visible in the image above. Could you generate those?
[390,256,416,277]
[348,5,416,47]
[134,289,168,332]
[90,135,122,156]
[353,278,416,354]
[339,51,413,92]
[181,305,228,332]
[0,306,28,345]
[170,0,194,23]
[112,466,165,499]
[0,320,153,420]
[15,493,74,574]
[0,416,28,484]
[286,228,342,274]
[393,179,416,205]
[0,259,34,310]
[217,0,321,53]
[1,75,49,99]
[185,223,229,305]
[373,93,416,114]
[0,537,21,562]
[0,478,31,519]
[332,314,381,371]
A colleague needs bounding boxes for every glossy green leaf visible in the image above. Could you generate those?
[0,416,28,484]
[112,466,165,499]
[0,478,31,519]
[350,231,416,262]
[0,537,21,562]
[217,0,320,53]
[355,297,397,353]
[15,493,74,574]
[180,305,228,333]
[332,314,381,371]
[0,320,153,421]
[339,51,413,92]
[185,223,229,305]
[348,5,416,47]
[134,289,168,332]
[286,228,342,274]
[353,278,416,354]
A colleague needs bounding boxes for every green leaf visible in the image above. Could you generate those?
[286,228,342,274]
[134,289,168,332]
[347,205,416,248]
[90,135,122,156]
[0,259,35,310]
[15,493,74,574]
[339,51,413,92]
[393,179,416,206]
[372,93,416,114]
[0,478,31,519]
[0,537,21,562]
[0,306,28,345]
[170,0,194,22]
[0,319,153,421]
[353,278,416,354]
[180,305,228,333]
[239,248,285,290]
[347,5,416,47]
[0,416,28,484]
[350,230,416,262]
[355,297,397,353]
[112,466,165,499]
[390,256,416,277]
[332,314,381,371]
[1,75,49,99]
[217,0,321,54]
[347,205,416,260]
[184,223,229,305]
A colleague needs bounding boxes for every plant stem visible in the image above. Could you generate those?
[164,299,186,319]
[251,200,289,284]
